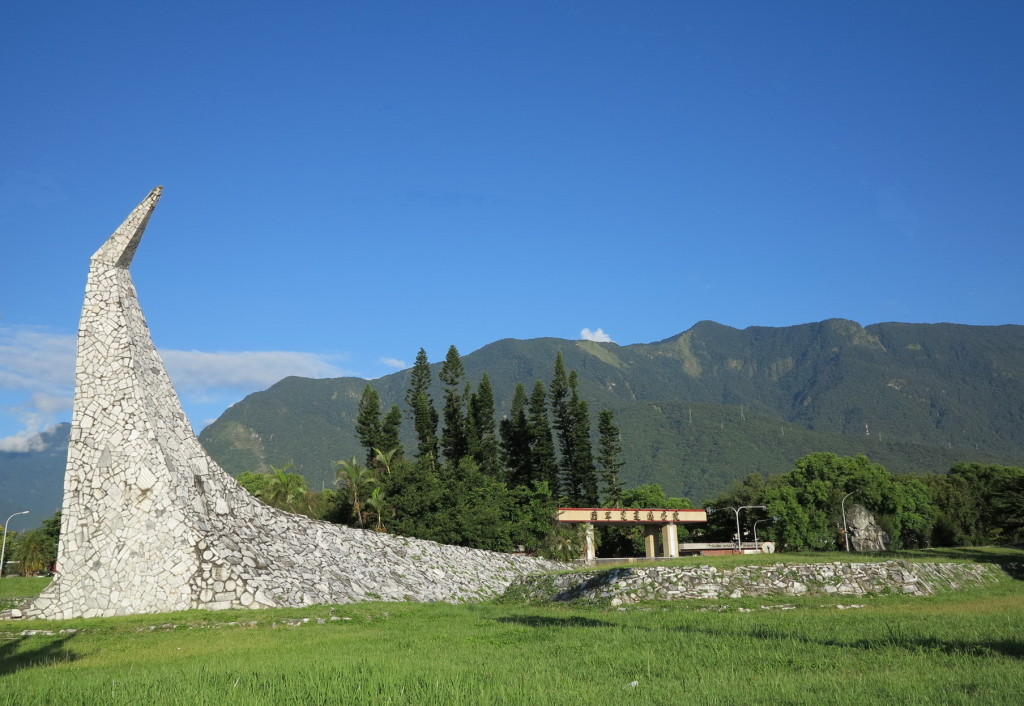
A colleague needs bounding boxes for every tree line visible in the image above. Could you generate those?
[233,345,1024,558]
[236,348,628,558]
[340,347,628,557]
[700,453,1024,551]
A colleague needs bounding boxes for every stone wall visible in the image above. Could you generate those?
[504,561,1003,605]
[5,188,559,621]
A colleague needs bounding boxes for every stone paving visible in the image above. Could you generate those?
[5,188,558,620]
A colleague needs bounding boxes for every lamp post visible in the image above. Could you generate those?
[753,516,778,552]
[841,490,859,552]
[708,505,766,552]
[1,510,30,578]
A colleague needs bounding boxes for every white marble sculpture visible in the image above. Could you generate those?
[12,188,555,620]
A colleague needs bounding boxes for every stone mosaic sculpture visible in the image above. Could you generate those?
[12,188,556,620]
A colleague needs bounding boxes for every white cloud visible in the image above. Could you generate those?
[160,350,352,392]
[0,326,76,447]
[580,327,614,343]
[0,326,76,393]
[378,357,407,370]
[31,393,73,415]
[0,322,357,442]
[0,428,48,453]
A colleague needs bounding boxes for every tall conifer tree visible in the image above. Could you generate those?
[500,383,531,487]
[406,348,432,412]
[380,404,404,459]
[550,352,572,497]
[406,348,438,467]
[527,380,559,492]
[440,345,469,466]
[469,373,500,476]
[597,409,624,506]
[567,371,599,505]
[550,353,598,505]
[355,384,383,466]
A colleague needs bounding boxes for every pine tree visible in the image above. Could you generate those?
[440,345,469,466]
[380,404,404,459]
[405,348,433,413]
[568,371,599,505]
[527,380,559,492]
[411,391,439,468]
[551,352,598,505]
[550,352,573,497]
[500,383,531,487]
[597,409,624,506]
[355,385,383,466]
[550,351,570,438]
[405,348,438,467]
[468,373,500,476]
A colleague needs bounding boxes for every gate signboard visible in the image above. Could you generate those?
[557,508,707,524]
[556,508,708,562]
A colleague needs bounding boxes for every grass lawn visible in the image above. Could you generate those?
[2,550,1022,705]
[0,577,51,611]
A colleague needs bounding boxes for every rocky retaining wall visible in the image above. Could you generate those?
[504,561,1004,605]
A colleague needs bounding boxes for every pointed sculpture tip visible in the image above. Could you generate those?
[92,186,165,269]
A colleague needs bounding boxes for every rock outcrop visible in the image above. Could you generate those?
[7,188,558,621]
[847,504,891,552]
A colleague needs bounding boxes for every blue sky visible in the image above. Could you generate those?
[2,1,1022,449]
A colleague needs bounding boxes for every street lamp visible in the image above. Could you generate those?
[1,510,30,578]
[707,505,766,552]
[841,490,859,552]
[753,516,778,552]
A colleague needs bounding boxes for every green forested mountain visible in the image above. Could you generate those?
[198,319,1024,501]
[0,423,69,523]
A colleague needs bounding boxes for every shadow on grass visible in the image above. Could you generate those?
[673,620,1023,661]
[496,615,617,629]
[0,633,78,675]
[836,634,1024,659]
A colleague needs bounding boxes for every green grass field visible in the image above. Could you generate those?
[2,549,1022,705]
[0,577,51,612]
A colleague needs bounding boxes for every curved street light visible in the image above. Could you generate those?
[841,490,859,552]
[707,505,767,552]
[1,510,30,578]
[753,516,778,552]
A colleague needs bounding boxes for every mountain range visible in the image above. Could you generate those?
[4,319,1022,521]
[0,423,69,526]
[197,319,1024,500]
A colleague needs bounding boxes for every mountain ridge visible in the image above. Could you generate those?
[4,319,1021,515]
[197,319,1024,498]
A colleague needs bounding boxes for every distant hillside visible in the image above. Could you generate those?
[0,423,68,524]
[198,320,1024,500]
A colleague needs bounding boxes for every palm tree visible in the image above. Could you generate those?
[372,447,400,475]
[548,524,583,563]
[13,528,54,576]
[365,487,393,533]
[335,457,375,528]
[258,463,308,513]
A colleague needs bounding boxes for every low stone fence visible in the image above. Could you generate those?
[503,561,1005,605]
